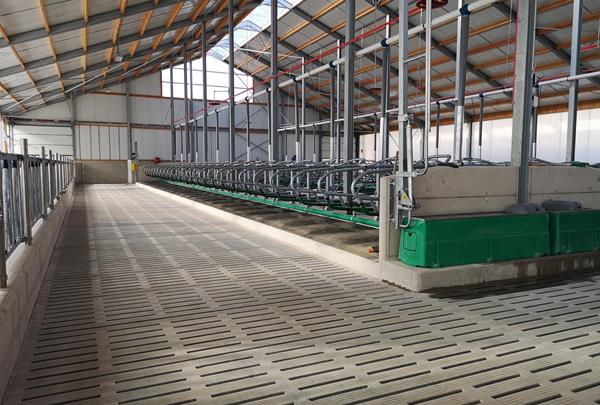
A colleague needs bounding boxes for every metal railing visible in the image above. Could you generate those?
[0,139,74,288]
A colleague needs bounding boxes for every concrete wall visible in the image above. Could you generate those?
[409,166,600,217]
[413,166,519,216]
[530,166,600,209]
[75,160,158,184]
[0,183,74,400]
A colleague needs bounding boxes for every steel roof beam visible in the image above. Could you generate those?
[0,0,183,49]
[0,1,260,81]
[288,4,440,100]
[493,1,600,88]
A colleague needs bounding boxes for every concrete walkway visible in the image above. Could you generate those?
[3,184,600,404]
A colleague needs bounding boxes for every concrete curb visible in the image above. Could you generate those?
[0,184,75,400]
[141,183,600,293]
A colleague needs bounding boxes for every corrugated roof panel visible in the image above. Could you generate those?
[0,0,42,35]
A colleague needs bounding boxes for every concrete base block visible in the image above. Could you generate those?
[381,251,600,292]
[0,184,74,401]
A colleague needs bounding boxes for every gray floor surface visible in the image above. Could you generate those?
[4,184,600,405]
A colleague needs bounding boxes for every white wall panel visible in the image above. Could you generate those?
[13,125,72,157]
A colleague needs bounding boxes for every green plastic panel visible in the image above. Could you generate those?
[548,210,600,254]
[399,213,550,268]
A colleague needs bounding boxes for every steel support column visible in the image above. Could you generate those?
[531,81,540,158]
[246,101,251,161]
[202,23,209,162]
[270,0,279,161]
[566,0,583,162]
[301,63,306,161]
[336,40,342,162]
[170,62,176,161]
[189,58,196,162]
[228,0,236,162]
[330,68,336,161]
[21,139,32,245]
[511,0,537,204]
[183,50,190,162]
[343,0,356,197]
[453,1,470,163]
[215,111,220,162]
[378,15,391,161]
[126,81,133,184]
[294,81,300,160]
[397,0,409,176]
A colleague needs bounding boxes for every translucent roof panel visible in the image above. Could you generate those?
[210,0,303,61]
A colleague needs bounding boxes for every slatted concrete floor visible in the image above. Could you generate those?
[4,184,600,405]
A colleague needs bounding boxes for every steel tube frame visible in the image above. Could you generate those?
[246,101,251,161]
[511,0,536,204]
[531,81,540,159]
[183,50,190,162]
[215,110,220,162]
[270,0,279,161]
[21,139,32,245]
[566,0,582,162]
[170,62,176,161]
[41,147,49,220]
[336,40,342,162]
[453,1,470,163]
[228,0,236,162]
[330,68,336,161]
[478,94,484,159]
[378,15,391,161]
[202,23,209,162]
[343,0,356,198]
[294,82,300,161]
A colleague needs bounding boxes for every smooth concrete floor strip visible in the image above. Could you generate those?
[4,184,600,405]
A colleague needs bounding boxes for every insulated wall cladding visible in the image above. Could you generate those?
[13,125,73,157]
[76,125,171,160]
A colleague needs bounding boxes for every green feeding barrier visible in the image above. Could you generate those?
[548,210,600,254]
[161,179,380,228]
[399,213,551,268]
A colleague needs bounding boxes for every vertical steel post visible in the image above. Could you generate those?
[270,0,279,161]
[294,81,300,160]
[531,81,540,159]
[133,141,138,184]
[48,150,55,209]
[246,101,251,161]
[435,102,441,155]
[215,111,220,162]
[179,126,184,162]
[511,0,536,203]
[566,0,582,162]
[343,0,355,197]
[170,62,176,161]
[478,94,484,159]
[378,15,391,161]
[301,60,306,161]
[202,23,209,162]
[335,40,342,163]
[0,163,5,288]
[228,0,236,162]
[398,0,409,176]
[189,59,196,162]
[70,95,77,162]
[330,68,336,161]
[126,81,133,183]
[21,139,32,245]
[41,146,48,220]
[183,50,190,162]
[267,90,272,160]
[453,0,470,163]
